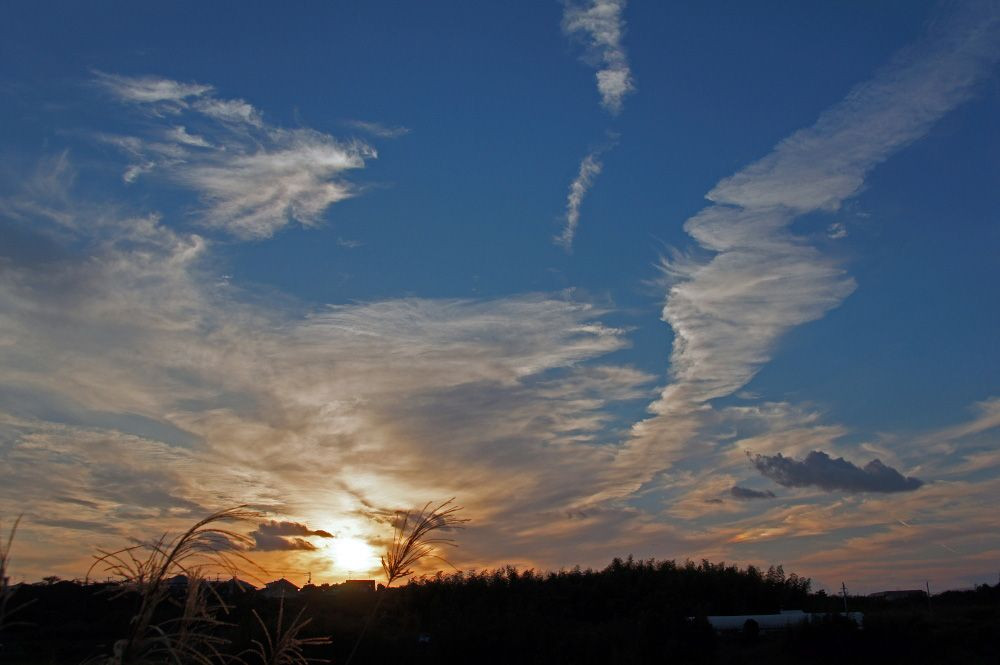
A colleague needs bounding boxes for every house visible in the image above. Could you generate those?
[342,579,376,592]
[213,577,257,597]
[699,610,864,632]
[261,578,299,599]
[166,574,189,595]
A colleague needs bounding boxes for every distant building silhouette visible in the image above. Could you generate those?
[261,578,299,599]
[166,574,189,595]
[342,579,376,592]
[213,577,256,597]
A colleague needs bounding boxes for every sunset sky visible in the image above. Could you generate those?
[2,0,999,593]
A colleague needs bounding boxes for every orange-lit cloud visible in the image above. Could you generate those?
[3,4,1000,595]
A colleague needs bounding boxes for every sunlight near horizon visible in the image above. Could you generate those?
[325,536,380,578]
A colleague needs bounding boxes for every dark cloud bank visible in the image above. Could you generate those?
[250,520,333,551]
[751,451,924,493]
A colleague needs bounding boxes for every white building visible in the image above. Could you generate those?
[700,609,864,631]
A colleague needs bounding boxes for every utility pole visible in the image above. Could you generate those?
[926,580,932,616]
[841,582,849,613]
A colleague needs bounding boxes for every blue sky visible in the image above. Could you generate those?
[1,0,999,591]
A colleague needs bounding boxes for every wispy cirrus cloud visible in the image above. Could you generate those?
[166,126,212,148]
[575,0,1000,549]
[562,0,635,114]
[555,148,604,251]
[94,71,212,105]
[826,222,848,239]
[645,1,1000,418]
[96,73,374,239]
[4,3,1000,591]
[176,128,372,239]
[0,156,657,579]
[344,119,411,139]
[558,0,632,251]
[194,97,263,127]
[337,237,363,249]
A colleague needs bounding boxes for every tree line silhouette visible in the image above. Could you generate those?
[5,556,999,664]
[3,506,999,664]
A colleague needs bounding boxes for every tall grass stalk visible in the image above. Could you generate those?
[84,506,262,665]
[243,598,331,665]
[345,498,468,664]
[0,515,32,631]
[380,498,469,587]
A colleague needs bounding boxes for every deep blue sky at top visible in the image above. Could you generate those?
[2,1,997,434]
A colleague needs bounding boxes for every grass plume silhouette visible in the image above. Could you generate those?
[381,498,469,587]
[243,598,331,665]
[346,498,468,664]
[84,506,263,664]
[0,515,32,631]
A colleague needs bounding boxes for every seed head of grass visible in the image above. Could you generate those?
[243,598,331,665]
[1,515,33,630]
[84,506,263,665]
[381,498,468,587]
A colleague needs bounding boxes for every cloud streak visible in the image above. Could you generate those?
[572,0,1000,525]
[0,156,655,578]
[345,120,411,139]
[97,73,374,239]
[557,0,631,251]
[562,0,635,114]
[94,71,212,104]
[730,486,776,500]
[649,1,1000,415]
[4,8,1000,591]
[555,148,605,251]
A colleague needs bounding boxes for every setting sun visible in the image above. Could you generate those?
[4,1,1000,661]
[329,536,379,575]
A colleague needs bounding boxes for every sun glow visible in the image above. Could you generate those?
[329,536,379,575]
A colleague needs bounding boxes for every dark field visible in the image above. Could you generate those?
[3,558,998,664]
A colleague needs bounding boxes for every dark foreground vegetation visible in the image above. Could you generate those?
[3,559,999,664]
[3,508,998,664]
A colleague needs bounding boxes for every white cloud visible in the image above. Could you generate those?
[595,67,632,113]
[573,0,1000,535]
[0,159,658,578]
[98,73,374,239]
[0,151,77,227]
[177,129,372,238]
[649,1,1000,416]
[558,0,630,251]
[826,222,847,239]
[344,120,411,139]
[94,71,212,105]
[555,149,604,251]
[562,0,635,114]
[193,97,263,127]
[122,162,154,183]
[4,6,1000,589]
[166,126,212,148]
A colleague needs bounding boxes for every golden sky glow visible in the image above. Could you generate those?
[326,537,381,578]
[2,1,1000,596]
